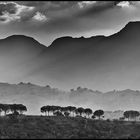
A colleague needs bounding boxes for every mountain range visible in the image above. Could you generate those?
[1,21,140,91]
[0,21,140,114]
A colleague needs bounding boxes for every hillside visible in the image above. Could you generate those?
[0,115,139,139]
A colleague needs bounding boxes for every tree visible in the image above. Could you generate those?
[76,107,85,116]
[51,105,59,115]
[45,105,52,116]
[0,104,4,116]
[66,106,76,116]
[41,106,46,115]
[64,111,70,117]
[53,111,64,117]
[131,111,140,121]
[18,104,27,114]
[133,111,140,121]
[9,104,20,114]
[124,110,140,121]
[91,115,96,120]
[60,107,67,114]
[124,111,130,121]
[3,104,10,116]
[84,108,93,118]
[40,105,51,116]
[55,106,61,112]
[71,106,77,117]
[94,110,104,120]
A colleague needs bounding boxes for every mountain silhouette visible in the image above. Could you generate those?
[37,21,140,91]
[0,21,140,90]
[0,35,46,83]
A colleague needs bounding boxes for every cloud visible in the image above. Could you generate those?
[0,1,119,24]
[116,1,130,8]
[75,1,116,18]
[0,2,34,23]
[78,1,97,8]
[17,1,77,10]
[32,12,48,22]
[0,11,20,23]
[14,2,34,14]
[0,2,17,16]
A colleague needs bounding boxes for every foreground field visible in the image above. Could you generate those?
[0,115,140,139]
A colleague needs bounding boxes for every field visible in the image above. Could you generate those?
[0,115,139,139]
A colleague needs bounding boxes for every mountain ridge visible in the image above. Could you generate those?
[0,81,138,94]
[1,20,140,48]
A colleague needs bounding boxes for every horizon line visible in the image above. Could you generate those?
[0,20,138,47]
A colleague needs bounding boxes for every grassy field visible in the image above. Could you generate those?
[0,115,139,139]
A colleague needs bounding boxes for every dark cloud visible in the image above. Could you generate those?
[0,2,17,15]
[0,2,35,23]
[75,1,116,17]
[0,1,128,23]
[0,17,7,22]
[16,1,77,10]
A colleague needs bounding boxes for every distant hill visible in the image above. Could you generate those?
[0,82,139,115]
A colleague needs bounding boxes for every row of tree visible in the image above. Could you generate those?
[123,110,140,121]
[0,104,27,116]
[40,105,104,119]
[0,103,139,122]
[40,105,140,121]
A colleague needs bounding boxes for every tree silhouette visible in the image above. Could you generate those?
[51,105,58,114]
[76,107,85,116]
[124,111,130,121]
[55,106,61,112]
[18,104,27,115]
[45,105,52,116]
[65,106,76,116]
[71,106,77,117]
[94,110,104,120]
[64,111,70,117]
[41,105,62,116]
[0,104,28,116]
[132,111,140,121]
[3,104,10,116]
[84,108,93,118]
[41,106,46,116]
[91,115,96,120]
[124,110,140,121]
[60,107,67,115]
[0,104,4,116]
[9,104,20,114]
[40,105,52,116]
[53,111,64,116]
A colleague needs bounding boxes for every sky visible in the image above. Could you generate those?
[0,1,140,46]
